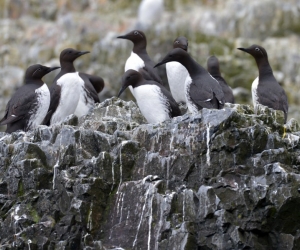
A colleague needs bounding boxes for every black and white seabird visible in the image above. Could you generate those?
[238,44,288,122]
[44,48,99,125]
[154,48,225,113]
[117,30,162,95]
[0,64,60,133]
[166,36,189,106]
[207,55,235,104]
[118,69,181,123]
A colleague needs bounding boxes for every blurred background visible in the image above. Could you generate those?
[0,0,299,128]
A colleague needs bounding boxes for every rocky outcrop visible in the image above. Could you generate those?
[1,0,300,124]
[0,97,300,249]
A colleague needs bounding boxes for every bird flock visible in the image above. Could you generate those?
[0,30,289,133]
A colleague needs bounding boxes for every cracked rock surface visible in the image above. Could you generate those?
[0,97,300,249]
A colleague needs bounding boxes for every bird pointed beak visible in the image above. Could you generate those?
[48,66,60,72]
[237,48,247,52]
[118,85,127,98]
[182,45,188,51]
[78,51,90,56]
[117,35,127,39]
[154,61,166,68]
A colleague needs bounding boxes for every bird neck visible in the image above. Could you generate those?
[180,56,206,77]
[256,58,273,78]
[24,78,43,85]
[60,60,76,73]
[133,42,147,54]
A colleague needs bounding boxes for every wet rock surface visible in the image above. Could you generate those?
[0,97,300,249]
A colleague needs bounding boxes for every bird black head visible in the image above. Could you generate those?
[154,48,188,68]
[59,48,90,63]
[207,55,220,75]
[173,36,188,51]
[25,64,60,81]
[118,70,143,97]
[117,30,147,50]
[237,44,268,59]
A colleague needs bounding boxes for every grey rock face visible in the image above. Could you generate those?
[0,98,300,249]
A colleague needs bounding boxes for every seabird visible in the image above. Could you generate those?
[0,64,60,133]
[118,69,181,123]
[117,30,163,95]
[166,36,189,106]
[207,55,234,104]
[154,48,224,113]
[238,44,288,122]
[44,48,99,125]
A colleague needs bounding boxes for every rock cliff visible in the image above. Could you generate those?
[0,97,300,249]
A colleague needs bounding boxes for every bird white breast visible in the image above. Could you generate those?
[166,61,188,104]
[251,77,259,112]
[133,85,170,123]
[50,72,83,125]
[184,76,199,114]
[28,83,50,129]
[74,83,94,118]
[125,52,145,96]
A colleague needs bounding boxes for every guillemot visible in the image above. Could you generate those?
[44,48,99,125]
[0,64,59,133]
[238,44,288,122]
[117,30,162,95]
[207,55,234,104]
[166,36,189,106]
[154,48,224,113]
[118,69,180,123]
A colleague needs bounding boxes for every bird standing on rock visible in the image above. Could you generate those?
[0,64,60,133]
[154,48,224,114]
[238,44,288,123]
[166,36,189,106]
[43,48,100,125]
[207,55,235,104]
[117,30,163,95]
[118,69,181,124]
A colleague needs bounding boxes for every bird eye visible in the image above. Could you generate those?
[126,76,131,81]
[68,51,72,53]
[175,41,179,44]
[134,31,138,35]
[255,48,260,51]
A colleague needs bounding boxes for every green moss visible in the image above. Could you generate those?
[29,207,40,223]
[17,180,24,197]
[25,143,48,168]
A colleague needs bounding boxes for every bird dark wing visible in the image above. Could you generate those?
[258,82,289,122]
[0,85,37,126]
[143,64,163,84]
[138,53,163,84]
[189,80,216,109]
[79,73,100,103]
[209,75,225,108]
[213,75,235,104]
[157,82,181,117]
[0,103,22,125]
[43,83,61,125]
